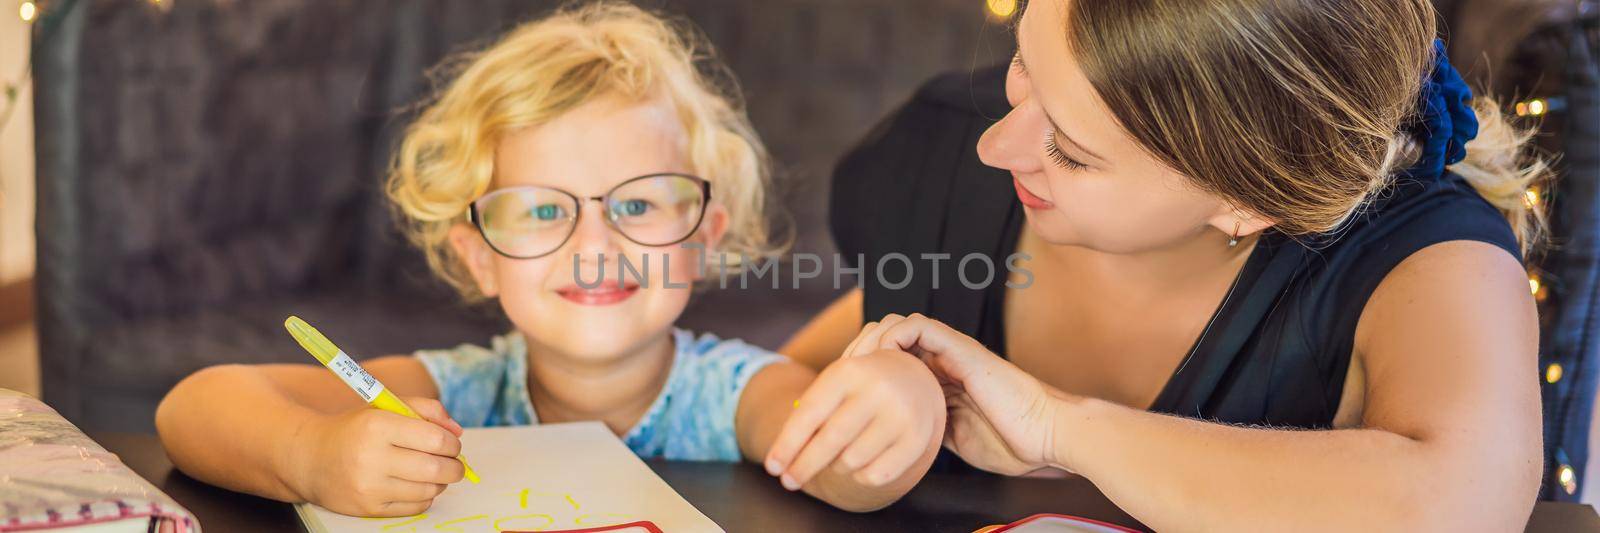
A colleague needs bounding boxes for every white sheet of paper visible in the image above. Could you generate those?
[296,422,724,533]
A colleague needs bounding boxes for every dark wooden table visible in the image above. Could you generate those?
[95,433,1599,532]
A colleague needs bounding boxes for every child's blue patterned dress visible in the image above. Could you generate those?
[415,328,786,462]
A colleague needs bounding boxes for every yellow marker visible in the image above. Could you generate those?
[284,316,480,483]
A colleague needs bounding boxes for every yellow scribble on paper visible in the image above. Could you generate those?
[514,487,573,510]
[375,514,427,531]
[431,514,487,532]
[493,513,555,531]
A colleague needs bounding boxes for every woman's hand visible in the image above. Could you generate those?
[762,349,946,492]
[849,313,1072,476]
[284,397,466,517]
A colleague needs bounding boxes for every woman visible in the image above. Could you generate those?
[773,0,1549,530]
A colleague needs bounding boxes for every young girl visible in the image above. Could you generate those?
[156,3,944,516]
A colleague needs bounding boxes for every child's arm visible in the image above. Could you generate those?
[778,288,863,371]
[155,357,465,517]
[736,353,945,512]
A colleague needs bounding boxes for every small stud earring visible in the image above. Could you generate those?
[1228,222,1241,248]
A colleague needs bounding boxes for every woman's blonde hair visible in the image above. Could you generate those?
[387,2,779,301]
[1064,0,1550,257]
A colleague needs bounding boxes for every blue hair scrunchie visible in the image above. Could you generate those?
[1404,39,1479,179]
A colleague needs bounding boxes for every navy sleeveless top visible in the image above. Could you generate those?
[830,65,1522,428]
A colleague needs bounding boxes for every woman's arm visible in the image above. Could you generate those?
[154,357,447,502]
[1051,241,1540,531]
[779,288,863,371]
[736,356,943,512]
[867,241,1542,531]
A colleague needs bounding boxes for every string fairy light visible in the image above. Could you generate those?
[985,0,1017,21]
[1514,96,1567,117]
[17,0,173,24]
[1560,464,1578,494]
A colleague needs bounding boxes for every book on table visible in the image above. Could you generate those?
[295,422,722,533]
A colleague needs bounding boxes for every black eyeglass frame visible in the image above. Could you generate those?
[467,173,713,260]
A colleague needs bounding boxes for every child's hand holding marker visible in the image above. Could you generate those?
[763,347,946,493]
[280,316,478,517]
[285,397,467,517]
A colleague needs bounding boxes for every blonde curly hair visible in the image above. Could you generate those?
[387,2,780,301]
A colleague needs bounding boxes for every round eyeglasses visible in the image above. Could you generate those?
[468,173,712,259]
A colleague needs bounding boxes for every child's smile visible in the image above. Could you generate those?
[556,278,642,306]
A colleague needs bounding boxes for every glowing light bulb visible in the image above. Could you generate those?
[1559,464,1577,494]
[986,0,1017,20]
[1516,98,1549,117]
